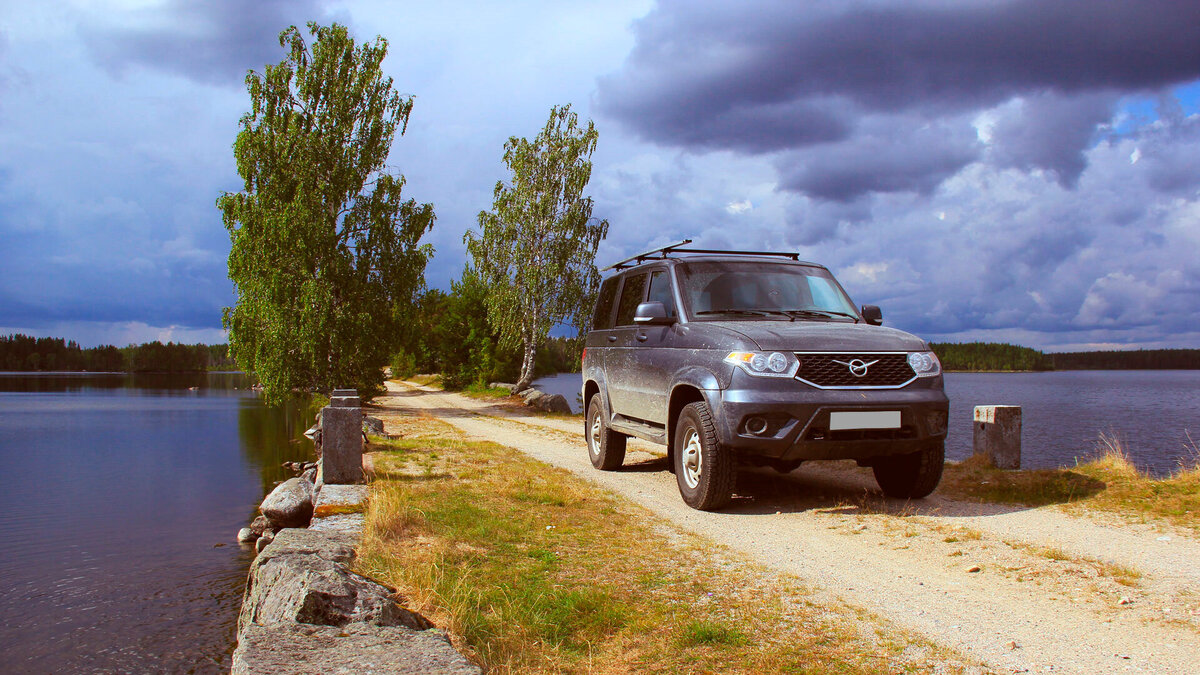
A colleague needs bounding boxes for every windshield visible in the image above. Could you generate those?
[676,260,859,322]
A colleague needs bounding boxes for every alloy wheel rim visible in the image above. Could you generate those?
[589,412,602,456]
[681,428,702,489]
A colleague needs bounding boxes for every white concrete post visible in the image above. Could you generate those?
[973,405,1021,469]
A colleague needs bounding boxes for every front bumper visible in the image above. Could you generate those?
[712,370,949,461]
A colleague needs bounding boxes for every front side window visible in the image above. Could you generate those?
[677,261,859,321]
[614,273,648,326]
[646,270,677,318]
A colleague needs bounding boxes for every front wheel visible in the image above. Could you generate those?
[673,401,735,510]
[586,393,626,470]
[872,441,945,499]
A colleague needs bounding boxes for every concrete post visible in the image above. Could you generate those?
[318,389,363,485]
[973,405,1022,469]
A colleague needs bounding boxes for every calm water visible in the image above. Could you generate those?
[0,373,315,674]
[533,370,1199,476]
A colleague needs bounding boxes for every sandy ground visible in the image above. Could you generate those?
[373,381,1200,675]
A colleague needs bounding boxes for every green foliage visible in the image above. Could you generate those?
[1052,348,1200,370]
[465,104,608,389]
[930,342,1053,371]
[0,334,235,372]
[217,22,433,405]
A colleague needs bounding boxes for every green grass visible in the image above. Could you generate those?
[939,432,1200,534]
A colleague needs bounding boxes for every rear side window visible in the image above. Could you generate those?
[592,277,620,330]
[614,273,648,326]
[647,270,677,318]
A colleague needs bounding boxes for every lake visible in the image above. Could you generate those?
[532,370,1200,477]
[0,372,315,674]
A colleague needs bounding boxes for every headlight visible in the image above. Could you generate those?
[726,351,798,378]
[908,351,942,377]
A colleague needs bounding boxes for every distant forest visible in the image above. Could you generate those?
[0,334,236,373]
[931,342,1200,371]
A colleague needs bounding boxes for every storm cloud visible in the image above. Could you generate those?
[81,0,339,86]
[597,0,1200,200]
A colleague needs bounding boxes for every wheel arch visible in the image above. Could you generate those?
[667,384,706,471]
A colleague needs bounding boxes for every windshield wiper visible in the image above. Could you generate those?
[780,309,859,323]
[695,309,787,318]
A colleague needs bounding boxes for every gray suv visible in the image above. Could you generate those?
[582,241,949,510]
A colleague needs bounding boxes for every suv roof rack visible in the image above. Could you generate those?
[601,238,812,271]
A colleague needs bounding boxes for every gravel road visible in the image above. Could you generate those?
[376,381,1200,674]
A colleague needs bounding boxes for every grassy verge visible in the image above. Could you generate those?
[939,432,1200,533]
[356,415,971,674]
[459,382,517,399]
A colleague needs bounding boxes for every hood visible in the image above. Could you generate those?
[712,320,928,352]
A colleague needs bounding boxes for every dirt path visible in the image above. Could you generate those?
[374,381,1200,674]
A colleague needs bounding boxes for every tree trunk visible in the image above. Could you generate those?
[515,333,537,392]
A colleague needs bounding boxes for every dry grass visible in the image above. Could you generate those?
[939,431,1200,534]
[355,415,974,675]
[404,374,443,388]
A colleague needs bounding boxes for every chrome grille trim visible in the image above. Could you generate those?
[793,351,917,389]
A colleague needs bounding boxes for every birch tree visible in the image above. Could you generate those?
[465,104,608,391]
[217,22,434,404]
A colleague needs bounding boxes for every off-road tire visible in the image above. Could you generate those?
[673,401,735,510]
[872,440,945,499]
[586,393,626,470]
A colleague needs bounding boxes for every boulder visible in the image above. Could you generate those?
[489,382,517,393]
[536,393,572,414]
[362,416,385,438]
[256,530,275,553]
[520,388,545,405]
[237,527,257,543]
[260,478,315,528]
[239,529,430,636]
[232,622,480,675]
[300,467,317,484]
[250,515,272,536]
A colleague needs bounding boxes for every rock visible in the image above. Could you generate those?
[521,389,545,405]
[256,530,275,553]
[489,382,517,393]
[260,478,315,528]
[1006,640,1020,650]
[300,467,317,484]
[232,622,480,675]
[250,515,272,536]
[966,565,982,573]
[1118,596,1133,605]
[535,393,572,414]
[362,416,385,437]
[238,527,258,543]
[239,529,430,635]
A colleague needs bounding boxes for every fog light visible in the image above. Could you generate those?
[745,416,769,436]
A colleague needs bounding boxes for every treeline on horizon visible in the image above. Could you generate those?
[0,334,236,373]
[931,342,1200,371]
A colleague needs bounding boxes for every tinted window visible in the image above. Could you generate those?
[614,273,648,326]
[592,277,620,330]
[677,261,858,320]
[647,270,677,318]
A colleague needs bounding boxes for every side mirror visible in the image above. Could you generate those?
[633,301,675,325]
[861,305,883,326]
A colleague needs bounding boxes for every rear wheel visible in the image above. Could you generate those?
[872,441,945,499]
[673,401,735,510]
[586,393,626,470]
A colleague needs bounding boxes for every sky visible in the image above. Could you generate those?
[1,0,1199,351]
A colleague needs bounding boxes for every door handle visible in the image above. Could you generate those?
[636,333,649,342]
[607,335,618,343]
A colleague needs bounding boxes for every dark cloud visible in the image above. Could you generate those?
[81,0,337,86]
[777,118,980,202]
[598,0,1200,199]
[988,92,1118,186]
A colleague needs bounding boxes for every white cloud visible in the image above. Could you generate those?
[725,199,752,214]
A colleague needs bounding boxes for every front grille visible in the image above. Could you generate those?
[795,353,915,388]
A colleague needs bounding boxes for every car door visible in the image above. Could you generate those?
[604,271,649,420]
[622,268,679,425]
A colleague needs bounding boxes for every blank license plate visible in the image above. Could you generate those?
[829,411,901,431]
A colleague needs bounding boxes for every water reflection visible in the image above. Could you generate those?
[0,373,316,673]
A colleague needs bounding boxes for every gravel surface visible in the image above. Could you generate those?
[376,381,1200,675]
